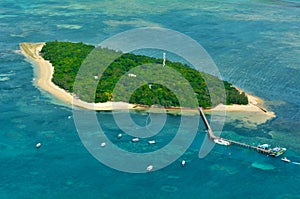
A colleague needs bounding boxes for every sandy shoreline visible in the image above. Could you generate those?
[20,42,135,111]
[20,42,275,119]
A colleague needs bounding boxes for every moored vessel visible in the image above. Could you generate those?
[269,147,286,157]
[214,138,231,146]
[257,144,270,150]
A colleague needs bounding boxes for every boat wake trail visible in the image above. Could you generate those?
[292,162,300,165]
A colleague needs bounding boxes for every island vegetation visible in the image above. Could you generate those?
[40,41,248,108]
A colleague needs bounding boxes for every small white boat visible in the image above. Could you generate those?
[36,142,41,148]
[132,138,139,142]
[281,157,291,163]
[117,133,122,139]
[181,160,186,167]
[148,140,156,144]
[100,142,106,147]
[214,138,230,146]
[257,144,270,150]
[146,165,153,172]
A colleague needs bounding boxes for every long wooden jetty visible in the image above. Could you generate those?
[198,107,271,155]
[198,107,217,139]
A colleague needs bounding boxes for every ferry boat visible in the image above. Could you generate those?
[214,138,230,146]
[269,147,286,157]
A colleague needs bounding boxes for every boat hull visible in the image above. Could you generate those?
[214,138,230,146]
[269,147,286,157]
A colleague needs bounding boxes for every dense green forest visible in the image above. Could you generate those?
[41,41,248,108]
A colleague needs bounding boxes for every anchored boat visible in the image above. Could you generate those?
[132,138,139,142]
[281,157,291,163]
[148,140,156,144]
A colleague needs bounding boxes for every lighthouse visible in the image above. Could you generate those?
[163,52,166,67]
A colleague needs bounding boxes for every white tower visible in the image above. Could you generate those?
[163,52,166,67]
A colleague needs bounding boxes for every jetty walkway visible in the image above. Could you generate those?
[198,107,271,155]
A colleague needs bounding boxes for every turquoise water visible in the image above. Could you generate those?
[1,0,300,198]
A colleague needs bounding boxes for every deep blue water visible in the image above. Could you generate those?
[1,0,300,198]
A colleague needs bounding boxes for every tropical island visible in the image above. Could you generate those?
[20,41,275,118]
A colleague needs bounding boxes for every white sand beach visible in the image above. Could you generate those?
[20,42,135,110]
